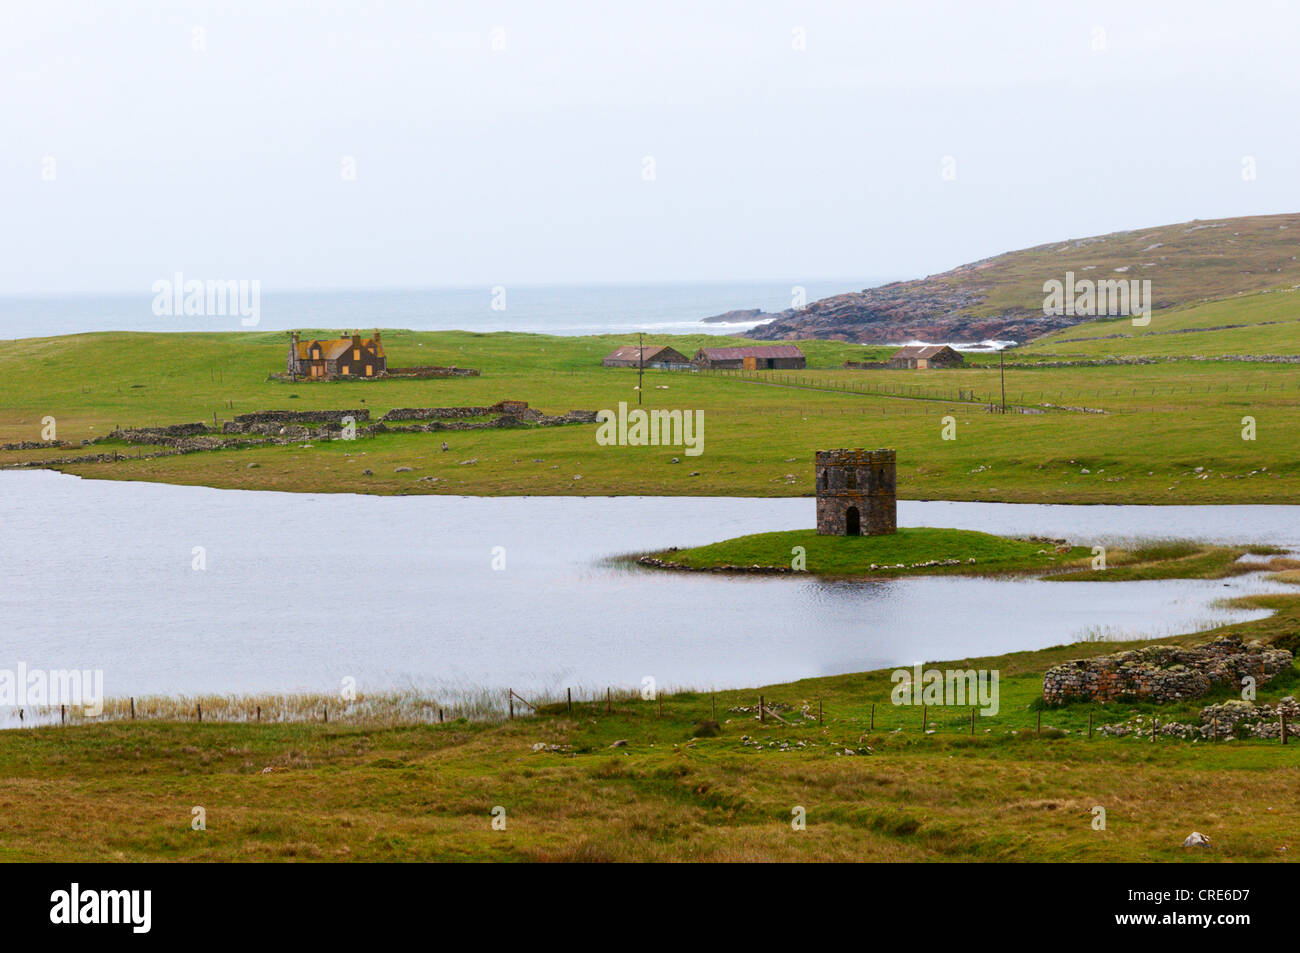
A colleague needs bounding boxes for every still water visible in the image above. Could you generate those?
[0,470,1294,699]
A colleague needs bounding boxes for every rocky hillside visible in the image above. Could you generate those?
[734,213,1300,344]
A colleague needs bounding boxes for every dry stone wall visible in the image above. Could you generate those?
[1043,637,1293,705]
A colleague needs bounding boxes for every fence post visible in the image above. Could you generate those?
[921,702,926,732]
[509,691,514,720]
[1088,712,1093,739]
[197,701,202,723]
[61,704,66,726]
[1283,710,1288,745]
[870,702,875,730]
[970,708,975,735]
[759,694,765,723]
[567,687,572,713]
[130,697,135,720]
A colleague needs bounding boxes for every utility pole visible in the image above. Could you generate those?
[999,348,1006,414]
[637,330,644,405]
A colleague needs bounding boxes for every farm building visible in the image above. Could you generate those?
[888,345,964,370]
[693,345,806,370]
[601,345,693,369]
[288,331,387,380]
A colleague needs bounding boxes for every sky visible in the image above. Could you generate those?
[3,0,1299,295]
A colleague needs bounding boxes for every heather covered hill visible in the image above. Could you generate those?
[744,213,1300,344]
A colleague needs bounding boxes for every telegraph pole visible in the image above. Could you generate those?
[999,348,1006,414]
[637,331,644,405]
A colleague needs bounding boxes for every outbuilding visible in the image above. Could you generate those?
[601,345,693,369]
[887,345,964,370]
[693,345,806,370]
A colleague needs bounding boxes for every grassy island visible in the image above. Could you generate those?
[639,529,1295,580]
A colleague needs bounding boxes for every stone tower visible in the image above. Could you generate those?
[815,449,897,536]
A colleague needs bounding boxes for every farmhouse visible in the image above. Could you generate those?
[601,345,693,369]
[693,345,806,370]
[288,331,387,380]
[888,345,964,370]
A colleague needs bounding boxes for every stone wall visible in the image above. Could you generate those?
[1043,636,1293,705]
[110,422,212,445]
[1100,696,1300,740]
[384,365,481,378]
[232,409,370,425]
[381,406,498,421]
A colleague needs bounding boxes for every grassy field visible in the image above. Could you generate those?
[1021,287,1300,358]
[1,319,1298,503]
[2,585,1297,862]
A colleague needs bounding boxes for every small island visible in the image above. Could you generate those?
[637,527,1092,577]
[636,528,1290,580]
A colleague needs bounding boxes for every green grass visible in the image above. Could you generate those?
[1022,288,1300,358]
[645,527,1092,576]
[2,325,1299,504]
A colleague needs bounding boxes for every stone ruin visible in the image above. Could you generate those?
[815,448,896,536]
[1043,636,1293,705]
[1100,696,1300,741]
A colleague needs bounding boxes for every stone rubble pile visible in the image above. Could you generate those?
[1099,696,1300,741]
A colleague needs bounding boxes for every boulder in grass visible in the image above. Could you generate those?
[1182,831,1211,848]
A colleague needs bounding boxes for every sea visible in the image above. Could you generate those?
[0,279,890,341]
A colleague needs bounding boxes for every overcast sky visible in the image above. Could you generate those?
[3,0,1299,295]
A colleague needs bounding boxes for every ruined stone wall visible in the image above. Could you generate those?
[384,366,481,378]
[232,410,370,425]
[381,407,498,421]
[1043,637,1293,705]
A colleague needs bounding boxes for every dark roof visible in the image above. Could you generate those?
[695,345,805,360]
[603,345,686,362]
[891,345,957,360]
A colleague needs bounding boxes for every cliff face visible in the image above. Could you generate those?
[733,212,1300,344]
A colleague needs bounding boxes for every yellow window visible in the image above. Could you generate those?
[342,366,350,375]
[353,349,360,360]
[365,365,373,376]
